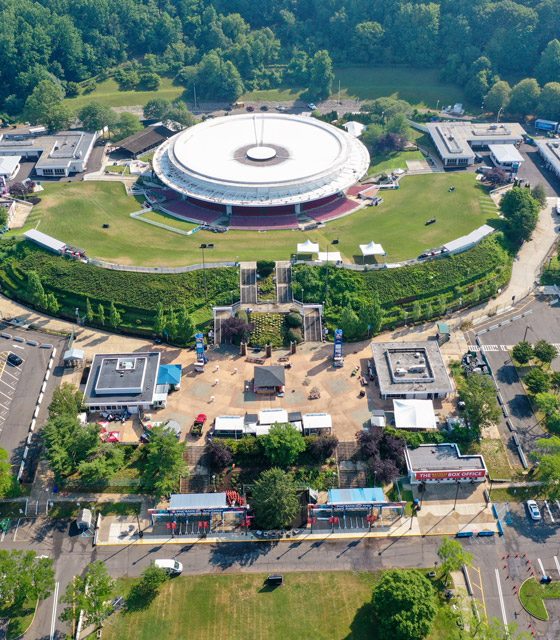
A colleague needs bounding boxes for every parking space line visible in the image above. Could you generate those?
[12,518,20,541]
[495,568,508,627]
[50,581,60,640]
[554,556,560,579]
[0,389,12,400]
[538,558,546,578]
[0,379,15,391]
[10,344,24,351]
[2,369,19,381]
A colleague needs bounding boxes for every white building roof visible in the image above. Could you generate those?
[153,114,370,207]
[443,224,494,254]
[536,139,560,173]
[214,415,244,432]
[488,144,524,164]
[302,413,332,431]
[0,155,21,177]
[24,229,66,253]
[360,241,385,256]
[425,121,525,161]
[393,399,437,430]
[258,408,288,425]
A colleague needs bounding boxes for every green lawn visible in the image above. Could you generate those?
[103,572,459,640]
[489,486,543,503]
[65,77,183,112]
[334,66,466,108]
[470,439,513,480]
[368,149,425,174]
[519,578,560,620]
[0,600,36,640]
[241,86,304,102]
[18,174,496,266]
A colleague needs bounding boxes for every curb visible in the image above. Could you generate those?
[518,576,549,621]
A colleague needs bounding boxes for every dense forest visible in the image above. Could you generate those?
[2,0,560,115]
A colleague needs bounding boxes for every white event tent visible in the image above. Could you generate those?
[296,239,320,254]
[393,399,437,430]
[359,241,386,261]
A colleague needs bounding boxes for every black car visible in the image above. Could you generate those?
[7,353,22,366]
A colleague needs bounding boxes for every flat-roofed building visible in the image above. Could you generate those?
[405,443,487,484]
[536,138,560,179]
[83,352,162,412]
[0,128,97,177]
[371,340,453,400]
[425,121,524,168]
[488,144,524,170]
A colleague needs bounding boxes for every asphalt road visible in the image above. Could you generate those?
[4,513,560,640]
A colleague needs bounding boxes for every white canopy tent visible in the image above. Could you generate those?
[393,399,437,430]
[297,239,320,254]
[343,121,366,138]
[317,251,342,263]
[360,241,386,257]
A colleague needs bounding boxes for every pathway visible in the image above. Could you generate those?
[239,261,257,304]
[303,306,323,342]
[275,261,292,303]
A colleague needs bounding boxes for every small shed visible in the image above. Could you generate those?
[214,415,245,437]
[302,412,332,434]
[436,322,451,345]
[343,121,366,138]
[253,366,286,395]
[63,347,85,368]
[157,364,182,390]
[77,508,93,531]
[369,409,386,428]
[258,407,288,425]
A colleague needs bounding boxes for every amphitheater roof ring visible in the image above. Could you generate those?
[153,113,370,208]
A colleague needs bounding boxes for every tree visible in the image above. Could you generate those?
[78,102,116,133]
[49,383,84,419]
[533,339,557,365]
[308,50,334,100]
[112,112,142,141]
[484,80,511,114]
[531,184,548,208]
[0,550,54,610]
[500,187,540,245]
[126,565,169,611]
[85,297,94,323]
[538,82,560,121]
[141,426,186,498]
[45,292,60,314]
[9,182,32,199]
[154,302,166,335]
[193,51,244,101]
[97,303,105,326]
[0,448,13,498]
[61,561,114,630]
[206,440,233,472]
[370,570,438,640]
[138,72,160,91]
[536,40,560,85]
[0,208,8,229]
[43,415,99,479]
[351,21,384,62]
[144,98,172,120]
[220,316,253,343]
[524,367,550,394]
[177,305,194,343]
[535,392,559,417]
[358,293,384,336]
[24,79,71,130]
[461,374,501,433]
[26,271,47,309]
[108,301,122,329]
[261,423,306,468]
[512,341,533,365]
[508,78,541,117]
[437,538,473,584]
[78,444,125,486]
[308,434,338,462]
[338,306,363,341]
[535,436,560,501]
[251,468,299,530]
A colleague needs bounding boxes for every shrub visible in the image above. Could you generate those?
[256,260,275,278]
[307,434,339,462]
[287,327,303,344]
[285,311,303,328]
[525,367,551,394]
[206,440,233,472]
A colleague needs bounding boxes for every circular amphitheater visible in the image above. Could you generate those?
[152,113,370,230]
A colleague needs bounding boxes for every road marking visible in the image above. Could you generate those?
[495,568,508,627]
[538,558,547,577]
[545,501,555,523]
[10,344,24,350]
[0,401,10,412]
[2,369,19,381]
[554,556,560,579]
[0,389,11,400]
[50,581,59,640]
[12,518,20,541]
[469,566,488,619]
[0,378,16,390]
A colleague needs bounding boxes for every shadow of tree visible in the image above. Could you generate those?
[343,601,374,639]
[209,541,278,569]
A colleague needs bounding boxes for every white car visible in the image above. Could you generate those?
[307,103,317,111]
[154,559,183,575]
[526,500,541,521]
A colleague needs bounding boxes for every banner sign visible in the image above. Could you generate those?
[415,469,486,481]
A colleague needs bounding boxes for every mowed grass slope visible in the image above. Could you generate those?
[103,572,458,640]
[20,174,496,266]
[65,77,183,112]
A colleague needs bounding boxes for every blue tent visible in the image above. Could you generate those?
[157,364,182,386]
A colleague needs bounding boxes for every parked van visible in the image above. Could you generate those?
[154,559,183,575]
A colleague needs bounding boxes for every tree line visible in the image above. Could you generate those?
[3,0,560,119]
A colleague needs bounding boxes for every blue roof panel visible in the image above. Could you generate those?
[157,364,182,386]
[327,488,386,504]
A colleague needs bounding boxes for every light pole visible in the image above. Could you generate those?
[497,106,504,123]
[436,99,440,112]
[453,480,460,511]
[200,244,208,303]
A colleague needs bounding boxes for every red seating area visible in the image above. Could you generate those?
[162,199,225,225]
[305,197,360,222]
[229,214,299,230]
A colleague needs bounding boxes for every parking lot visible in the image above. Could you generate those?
[0,324,66,477]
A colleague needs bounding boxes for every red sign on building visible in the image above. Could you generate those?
[415,469,486,481]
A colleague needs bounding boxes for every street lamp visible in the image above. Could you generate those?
[436,99,440,111]
[497,106,504,123]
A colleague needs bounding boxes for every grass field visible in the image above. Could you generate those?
[368,149,425,174]
[17,174,497,266]
[65,77,183,112]
[334,66,465,108]
[103,572,460,640]
[470,439,513,480]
